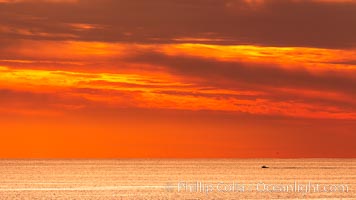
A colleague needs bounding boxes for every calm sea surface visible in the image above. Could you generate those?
[0,159,354,199]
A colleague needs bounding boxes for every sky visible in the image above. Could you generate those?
[0,0,355,158]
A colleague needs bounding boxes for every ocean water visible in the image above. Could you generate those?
[0,159,354,199]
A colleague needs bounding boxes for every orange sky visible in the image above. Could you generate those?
[0,0,355,158]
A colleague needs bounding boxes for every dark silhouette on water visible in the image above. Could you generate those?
[261,165,269,168]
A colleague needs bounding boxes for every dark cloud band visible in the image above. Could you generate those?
[1,0,356,48]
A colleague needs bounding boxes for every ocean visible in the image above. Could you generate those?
[0,159,354,199]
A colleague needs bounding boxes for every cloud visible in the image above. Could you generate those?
[126,52,356,96]
[1,64,354,119]
[0,0,356,48]
[0,88,87,116]
[0,38,354,119]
